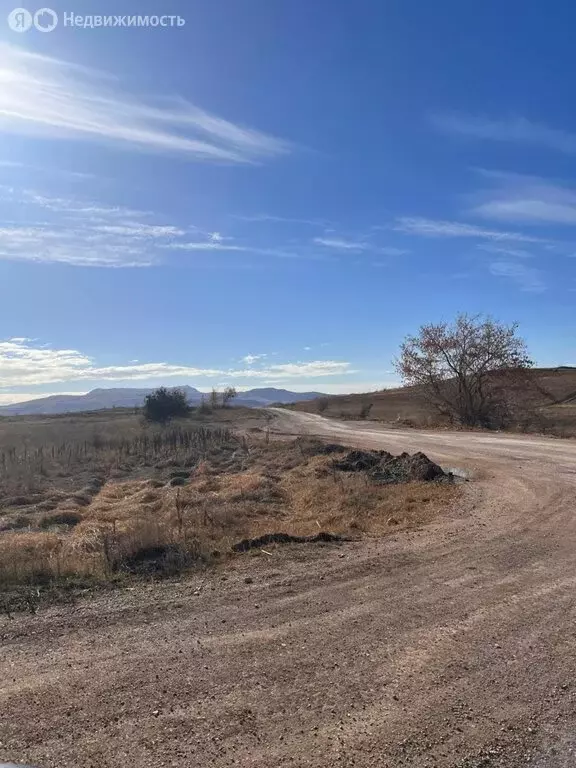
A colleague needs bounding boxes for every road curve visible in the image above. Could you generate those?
[2,411,576,768]
[269,407,576,475]
[268,410,576,765]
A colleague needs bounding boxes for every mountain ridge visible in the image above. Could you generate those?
[0,386,325,416]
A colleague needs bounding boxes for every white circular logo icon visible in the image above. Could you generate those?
[7,7,33,31]
[33,7,57,31]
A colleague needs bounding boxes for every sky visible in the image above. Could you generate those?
[0,0,575,404]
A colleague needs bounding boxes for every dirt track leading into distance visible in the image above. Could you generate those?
[2,410,576,767]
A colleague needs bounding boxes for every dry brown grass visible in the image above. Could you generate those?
[280,454,454,536]
[291,367,576,437]
[0,433,458,594]
[292,386,436,426]
[0,419,242,587]
[0,406,264,469]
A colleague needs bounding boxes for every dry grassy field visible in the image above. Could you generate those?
[292,367,576,436]
[0,407,457,612]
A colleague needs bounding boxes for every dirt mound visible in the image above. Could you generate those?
[333,449,447,483]
[232,531,345,553]
[333,449,393,471]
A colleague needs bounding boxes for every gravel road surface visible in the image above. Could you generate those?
[2,410,576,767]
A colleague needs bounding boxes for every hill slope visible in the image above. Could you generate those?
[291,367,576,435]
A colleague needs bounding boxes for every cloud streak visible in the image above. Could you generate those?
[394,216,544,243]
[0,186,324,267]
[0,183,413,268]
[0,339,353,388]
[236,214,328,227]
[489,262,546,293]
[470,172,576,226]
[313,237,408,256]
[477,243,534,259]
[0,189,185,267]
[313,237,369,251]
[0,43,290,163]
[164,241,305,259]
[432,113,576,155]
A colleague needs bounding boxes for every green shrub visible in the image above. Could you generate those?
[143,387,191,423]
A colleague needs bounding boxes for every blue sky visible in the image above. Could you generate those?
[0,0,575,403]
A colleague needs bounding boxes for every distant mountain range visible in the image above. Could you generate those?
[0,386,326,416]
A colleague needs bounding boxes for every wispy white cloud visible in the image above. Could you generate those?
[476,199,576,224]
[394,216,544,243]
[0,186,149,219]
[0,339,221,386]
[166,242,249,253]
[0,159,94,180]
[379,246,408,256]
[489,261,546,293]
[0,185,321,267]
[0,189,185,267]
[290,381,397,394]
[469,172,576,225]
[2,181,408,268]
[0,43,290,163]
[164,241,304,259]
[253,381,393,394]
[235,214,327,227]
[241,354,267,365]
[313,237,408,256]
[229,361,354,379]
[432,113,576,155]
[94,223,186,238]
[477,244,534,259]
[0,339,353,388]
[314,237,369,251]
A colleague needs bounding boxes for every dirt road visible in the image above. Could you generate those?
[2,411,576,767]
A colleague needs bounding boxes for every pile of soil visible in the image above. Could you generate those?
[332,449,447,483]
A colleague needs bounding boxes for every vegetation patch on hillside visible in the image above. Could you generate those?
[292,368,576,437]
